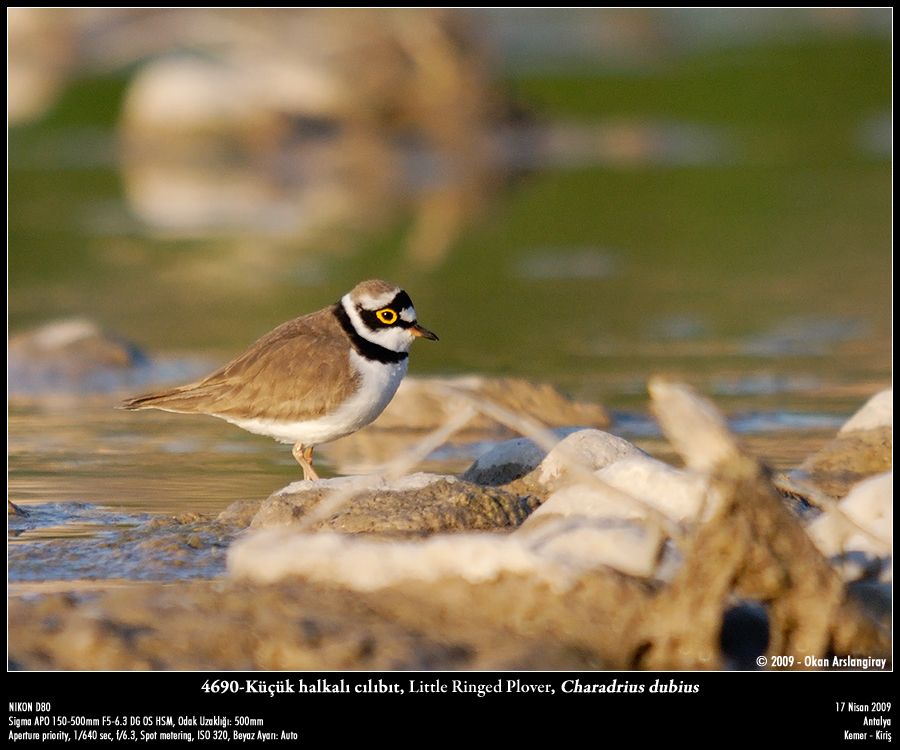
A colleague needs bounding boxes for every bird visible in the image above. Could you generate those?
[120,279,438,480]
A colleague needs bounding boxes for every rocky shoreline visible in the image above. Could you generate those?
[8,380,891,670]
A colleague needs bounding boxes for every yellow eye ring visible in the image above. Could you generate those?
[376,308,398,325]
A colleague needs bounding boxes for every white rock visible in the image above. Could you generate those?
[597,456,712,523]
[29,319,101,349]
[536,430,646,486]
[527,454,710,527]
[228,529,572,591]
[839,390,893,433]
[522,516,664,579]
[228,502,670,589]
[807,472,892,559]
[525,482,644,524]
[123,56,261,131]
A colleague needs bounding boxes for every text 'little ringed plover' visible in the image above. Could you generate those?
[121,279,438,480]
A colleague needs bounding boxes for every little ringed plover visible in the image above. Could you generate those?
[121,279,438,479]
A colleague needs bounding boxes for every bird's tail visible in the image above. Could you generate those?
[118,384,215,413]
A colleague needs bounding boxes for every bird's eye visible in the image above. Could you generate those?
[376,308,398,325]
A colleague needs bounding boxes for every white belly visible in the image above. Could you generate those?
[222,351,408,446]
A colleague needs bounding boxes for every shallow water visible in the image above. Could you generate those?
[7,31,891,585]
[6,371,878,520]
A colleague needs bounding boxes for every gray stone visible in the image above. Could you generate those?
[252,473,539,535]
[9,319,149,395]
[790,426,892,499]
[461,429,580,486]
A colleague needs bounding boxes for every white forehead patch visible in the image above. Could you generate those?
[399,306,416,323]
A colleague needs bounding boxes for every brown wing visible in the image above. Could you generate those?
[121,306,360,421]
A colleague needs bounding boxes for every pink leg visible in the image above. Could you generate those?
[291,443,320,480]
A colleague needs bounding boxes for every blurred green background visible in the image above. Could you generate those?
[9,8,891,405]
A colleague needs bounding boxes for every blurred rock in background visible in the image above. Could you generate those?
[10,8,514,268]
[9,8,890,276]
